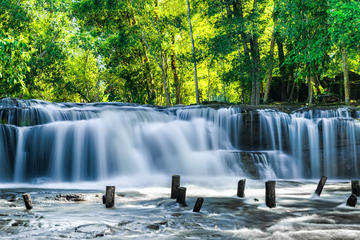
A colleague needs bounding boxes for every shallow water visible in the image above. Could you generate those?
[1,178,360,239]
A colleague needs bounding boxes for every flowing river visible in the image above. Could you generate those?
[0,98,359,239]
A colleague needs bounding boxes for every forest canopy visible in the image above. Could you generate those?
[1,0,360,105]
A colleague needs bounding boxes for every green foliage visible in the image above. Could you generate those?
[0,32,30,96]
[0,0,359,104]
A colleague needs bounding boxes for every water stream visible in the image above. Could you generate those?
[1,98,360,239]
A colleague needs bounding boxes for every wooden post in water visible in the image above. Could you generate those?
[265,181,276,208]
[237,179,246,198]
[102,195,106,204]
[351,180,360,197]
[171,175,180,199]
[176,187,187,206]
[193,197,204,212]
[315,176,327,196]
[346,194,357,207]
[22,193,33,210]
[105,186,115,208]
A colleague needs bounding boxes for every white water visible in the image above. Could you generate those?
[0,99,359,182]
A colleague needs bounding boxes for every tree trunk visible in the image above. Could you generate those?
[207,63,211,101]
[187,0,200,104]
[264,27,276,103]
[221,0,244,102]
[171,35,181,104]
[277,39,286,101]
[342,46,350,105]
[250,35,261,105]
[131,8,167,105]
[287,65,295,102]
[233,0,255,105]
[160,53,171,106]
[249,0,261,105]
[141,41,156,104]
[308,75,314,105]
[237,43,245,103]
[83,51,90,102]
[142,19,171,106]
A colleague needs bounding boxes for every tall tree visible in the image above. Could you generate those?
[278,0,331,105]
[186,0,200,104]
[328,0,360,105]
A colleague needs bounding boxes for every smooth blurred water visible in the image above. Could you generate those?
[0,98,360,182]
[1,180,360,239]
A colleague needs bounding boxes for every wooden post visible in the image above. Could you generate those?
[351,180,360,197]
[102,195,106,204]
[22,193,33,210]
[171,175,180,199]
[105,186,115,208]
[315,176,327,196]
[176,187,187,206]
[237,179,246,198]
[346,194,357,207]
[265,181,276,208]
[193,197,204,212]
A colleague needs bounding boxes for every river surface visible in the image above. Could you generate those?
[1,178,360,239]
[1,99,360,239]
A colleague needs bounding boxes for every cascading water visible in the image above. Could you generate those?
[0,98,359,182]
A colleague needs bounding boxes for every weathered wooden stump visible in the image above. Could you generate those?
[102,195,106,204]
[105,186,115,208]
[237,179,246,198]
[351,180,360,197]
[22,193,33,210]
[193,197,204,212]
[265,181,276,208]
[171,175,180,199]
[346,194,357,207]
[176,187,187,206]
[315,176,327,196]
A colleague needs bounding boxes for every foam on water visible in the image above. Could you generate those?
[1,99,360,183]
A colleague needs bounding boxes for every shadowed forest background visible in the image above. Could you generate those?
[1,0,360,105]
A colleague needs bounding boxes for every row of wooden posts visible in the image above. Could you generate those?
[21,176,360,210]
[101,175,204,212]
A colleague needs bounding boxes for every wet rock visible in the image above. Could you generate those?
[118,221,132,226]
[346,194,357,207]
[75,224,111,237]
[146,224,160,230]
[8,204,16,207]
[11,220,29,227]
[146,221,167,230]
[55,194,86,202]
[7,196,17,202]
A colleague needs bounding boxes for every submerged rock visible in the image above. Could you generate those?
[55,194,86,202]
[74,223,112,237]
[146,221,167,230]
[11,220,29,227]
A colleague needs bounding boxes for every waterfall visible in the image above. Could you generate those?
[0,98,359,182]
